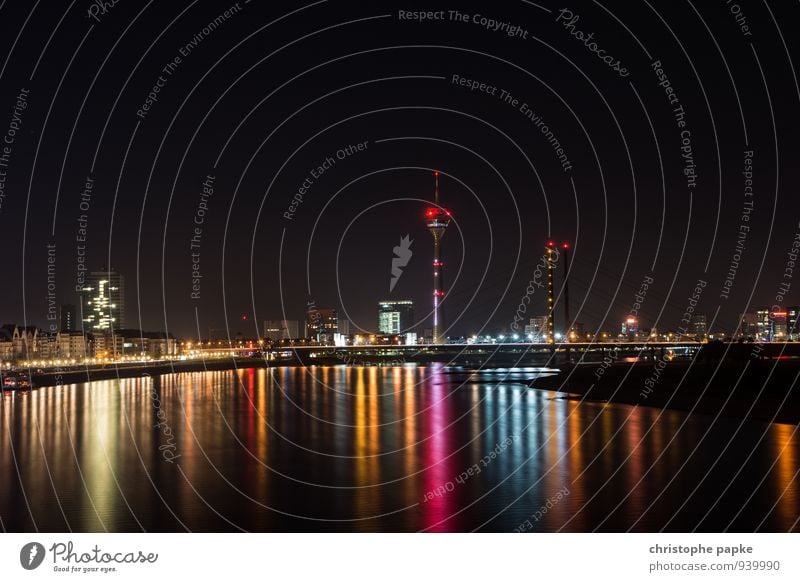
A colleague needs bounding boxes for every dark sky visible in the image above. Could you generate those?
[1,0,799,339]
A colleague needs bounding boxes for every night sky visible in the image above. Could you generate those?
[1,0,799,339]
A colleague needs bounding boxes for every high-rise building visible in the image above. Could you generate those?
[756,309,770,341]
[60,304,76,331]
[788,306,799,341]
[80,270,125,332]
[739,313,758,339]
[691,314,707,338]
[338,318,351,336]
[770,310,788,341]
[306,306,337,342]
[377,300,414,335]
[263,320,299,341]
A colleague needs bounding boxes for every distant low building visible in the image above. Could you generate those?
[0,326,14,362]
[524,316,549,342]
[0,324,40,359]
[56,331,88,359]
[115,330,177,358]
[263,320,299,341]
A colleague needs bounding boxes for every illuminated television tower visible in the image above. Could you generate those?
[425,171,451,344]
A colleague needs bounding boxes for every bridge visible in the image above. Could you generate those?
[187,340,799,368]
[266,341,706,367]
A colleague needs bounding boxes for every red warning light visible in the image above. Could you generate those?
[562,242,570,249]
[434,170,439,177]
[547,240,555,248]
[241,314,247,321]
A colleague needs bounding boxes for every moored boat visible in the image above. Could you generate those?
[1,372,33,390]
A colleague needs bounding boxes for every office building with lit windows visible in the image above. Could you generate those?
[378,300,414,335]
[80,270,125,332]
[756,309,770,341]
[306,307,338,343]
[771,310,789,341]
[788,306,799,341]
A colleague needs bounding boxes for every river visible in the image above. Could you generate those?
[1,365,797,531]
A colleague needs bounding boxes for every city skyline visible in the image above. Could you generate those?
[1,2,798,344]
[2,0,800,546]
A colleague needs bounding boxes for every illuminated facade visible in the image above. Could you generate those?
[378,300,414,335]
[771,310,788,341]
[756,309,770,341]
[788,306,799,341]
[80,270,125,332]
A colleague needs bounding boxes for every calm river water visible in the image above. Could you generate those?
[1,365,798,531]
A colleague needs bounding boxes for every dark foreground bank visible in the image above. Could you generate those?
[530,358,800,424]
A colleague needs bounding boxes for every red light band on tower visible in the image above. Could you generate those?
[426,170,451,344]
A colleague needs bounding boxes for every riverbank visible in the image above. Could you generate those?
[22,357,275,389]
[529,359,800,424]
[13,354,800,425]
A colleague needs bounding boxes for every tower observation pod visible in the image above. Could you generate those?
[425,171,451,344]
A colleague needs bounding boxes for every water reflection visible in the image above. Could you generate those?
[0,365,798,532]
